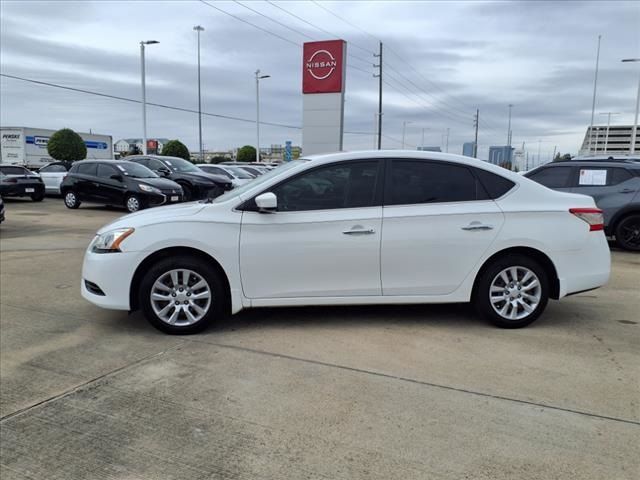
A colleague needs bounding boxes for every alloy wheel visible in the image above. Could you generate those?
[489,266,541,321]
[65,192,76,207]
[618,218,640,249]
[150,269,212,326]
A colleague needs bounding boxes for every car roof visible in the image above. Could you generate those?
[533,160,640,169]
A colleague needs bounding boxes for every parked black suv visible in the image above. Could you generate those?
[525,160,640,250]
[126,155,232,200]
[60,160,183,212]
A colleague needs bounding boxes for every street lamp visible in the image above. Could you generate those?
[255,69,270,162]
[140,40,159,155]
[507,104,514,147]
[622,58,640,155]
[401,120,412,149]
[194,26,204,162]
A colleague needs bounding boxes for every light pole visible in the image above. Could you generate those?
[402,120,412,149]
[599,112,621,154]
[255,70,270,162]
[140,40,160,155]
[622,58,640,155]
[507,104,513,147]
[140,40,159,155]
[421,127,429,149]
[588,35,602,155]
[445,127,450,153]
[194,26,204,162]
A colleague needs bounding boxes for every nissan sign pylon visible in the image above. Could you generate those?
[302,40,347,155]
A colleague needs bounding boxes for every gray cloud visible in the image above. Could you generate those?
[1,0,638,158]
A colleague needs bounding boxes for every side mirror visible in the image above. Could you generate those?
[158,167,171,176]
[110,174,123,182]
[255,192,277,213]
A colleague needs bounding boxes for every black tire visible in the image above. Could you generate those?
[31,192,45,202]
[473,254,549,328]
[615,214,640,251]
[125,194,144,213]
[63,190,81,209]
[181,184,193,201]
[139,255,225,334]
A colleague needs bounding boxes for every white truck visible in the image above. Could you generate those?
[0,127,113,168]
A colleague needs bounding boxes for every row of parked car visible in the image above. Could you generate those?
[0,156,278,214]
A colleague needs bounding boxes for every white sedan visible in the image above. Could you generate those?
[81,151,610,334]
[38,162,69,194]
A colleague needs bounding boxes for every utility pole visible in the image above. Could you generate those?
[552,145,557,160]
[194,26,204,163]
[599,112,620,154]
[421,127,427,150]
[445,128,450,153]
[402,121,412,149]
[537,139,542,167]
[588,35,602,155]
[373,42,383,150]
[140,40,159,155]
[473,109,479,158]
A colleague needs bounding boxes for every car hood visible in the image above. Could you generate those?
[136,177,181,190]
[180,171,231,184]
[97,201,207,233]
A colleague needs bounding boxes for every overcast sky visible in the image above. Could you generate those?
[1,0,639,160]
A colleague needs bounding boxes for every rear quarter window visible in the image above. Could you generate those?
[473,168,516,199]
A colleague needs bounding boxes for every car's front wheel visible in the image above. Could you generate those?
[139,256,225,334]
[615,214,640,251]
[474,255,549,328]
[125,194,144,213]
[63,190,81,209]
[31,191,45,202]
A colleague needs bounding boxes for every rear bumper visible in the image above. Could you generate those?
[554,232,611,298]
[0,183,45,197]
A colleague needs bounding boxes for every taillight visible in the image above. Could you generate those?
[570,208,604,231]
[5,178,18,183]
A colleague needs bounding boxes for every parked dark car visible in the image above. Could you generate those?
[525,160,640,250]
[126,155,232,200]
[0,165,45,201]
[60,160,184,213]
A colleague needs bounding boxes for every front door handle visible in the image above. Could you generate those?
[619,188,635,194]
[343,228,375,235]
[461,222,493,231]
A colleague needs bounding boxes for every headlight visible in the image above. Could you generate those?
[90,228,135,253]
[138,184,161,194]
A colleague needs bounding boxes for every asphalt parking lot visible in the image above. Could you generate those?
[0,197,638,479]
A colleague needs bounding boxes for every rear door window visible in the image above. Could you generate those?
[97,164,117,179]
[77,163,97,176]
[527,166,573,188]
[386,160,481,205]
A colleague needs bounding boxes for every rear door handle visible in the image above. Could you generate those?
[343,228,375,235]
[619,188,635,194]
[462,223,493,231]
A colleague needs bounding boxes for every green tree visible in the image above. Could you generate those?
[237,145,257,162]
[209,155,228,164]
[553,153,571,162]
[47,128,87,162]
[161,140,191,161]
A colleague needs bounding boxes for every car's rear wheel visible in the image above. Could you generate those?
[615,214,640,251]
[63,190,81,209]
[31,191,44,202]
[474,255,549,328]
[139,256,224,334]
[125,194,144,213]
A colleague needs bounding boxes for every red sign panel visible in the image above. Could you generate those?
[147,139,158,153]
[303,40,345,94]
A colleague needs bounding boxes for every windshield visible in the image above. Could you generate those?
[118,162,158,178]
[210,160,308,203]
[162,157,200,173]
[226,166,254,179]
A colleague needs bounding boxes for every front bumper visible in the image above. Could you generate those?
[81,249,143,310]
[146,190,183,207]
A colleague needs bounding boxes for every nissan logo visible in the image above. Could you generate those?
[306,49,337,80]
